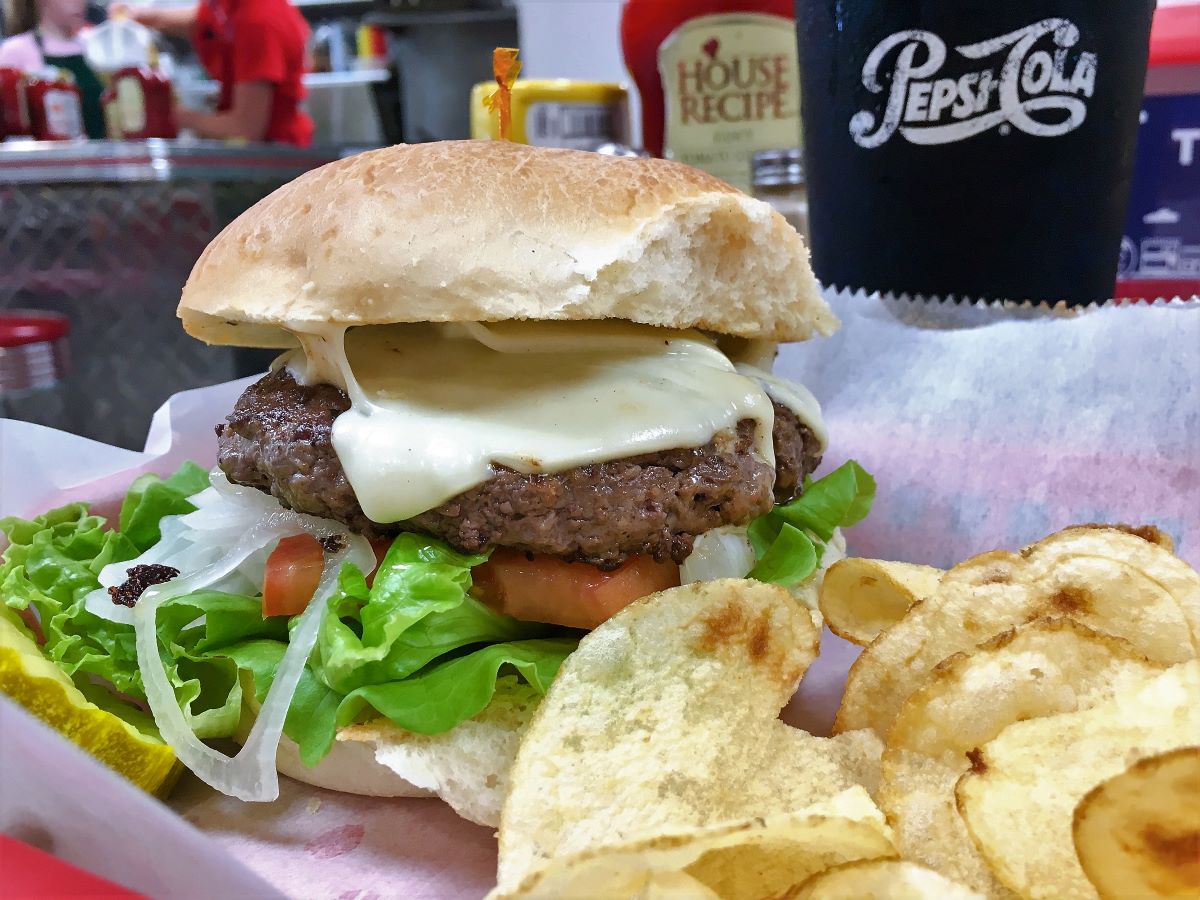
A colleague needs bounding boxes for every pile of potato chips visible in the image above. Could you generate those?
[486,526,1200,899]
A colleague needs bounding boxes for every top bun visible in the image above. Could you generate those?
[178,141,835,346]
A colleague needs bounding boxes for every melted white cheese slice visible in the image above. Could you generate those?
[284,321,825,524]
[736,364,829,453]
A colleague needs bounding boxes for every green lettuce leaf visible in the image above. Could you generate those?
[747,523,818,587]
[1,503,143,698]
[313,534,549,694]
[288,637,576,766]
[0,498,275,739]
[119,462,210,553]
[289,532,570,762]
[775,460,876,542]
[229,533,575,765]
[0,466,223,722]
[154,591,289,738]
[2,471,577,768]
[747,460,876,587]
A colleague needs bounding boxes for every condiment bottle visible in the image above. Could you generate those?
[751,148,808,238]
[26,68,84,141]
[103,66,177,140]
[0,67,32,138]
[471,79,629,149]
[621,0,802,191]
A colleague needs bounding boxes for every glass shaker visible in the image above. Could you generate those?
[751,149,808,240]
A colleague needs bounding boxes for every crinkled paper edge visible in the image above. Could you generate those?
[822,285,1200,308]
[821,286,1200,330]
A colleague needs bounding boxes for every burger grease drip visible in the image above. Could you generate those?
[284,321,826,524]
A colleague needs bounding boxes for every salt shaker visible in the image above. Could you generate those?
[752,149,808,240]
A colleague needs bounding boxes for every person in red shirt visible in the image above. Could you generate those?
[112,0,312,145]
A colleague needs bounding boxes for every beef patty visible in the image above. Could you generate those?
[216,368,822,568]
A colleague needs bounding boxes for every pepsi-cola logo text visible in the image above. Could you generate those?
[850,18,1097,148]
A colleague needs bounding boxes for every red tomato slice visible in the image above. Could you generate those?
[367,537,391,586]
[17,605,45,644]
[471,551,681,630]
[262,535,393,617]
[262,535,325,617]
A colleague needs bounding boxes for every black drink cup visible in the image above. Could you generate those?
[795,0,1155,304]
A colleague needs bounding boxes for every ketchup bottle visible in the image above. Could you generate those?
[0,67,32,138]
[621,0,801,191]
[26,68,84,141]
[103,67,178,140]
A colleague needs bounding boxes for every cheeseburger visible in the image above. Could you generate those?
[3,141,870,818]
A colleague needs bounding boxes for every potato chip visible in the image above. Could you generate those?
[495,579,823,888]
[338,675,539,826]
[955,661,1200,900]
[1073,747,1200,900]
[1073,522,1175,553]
[878,618,1164,897]
[791,859,985,899]
[744,726,884,809]
[818,728,886,800]
[878,754,1007,898]
[492,578,902,897]
[495,788,897,900]
[498,854,719,900]
[683,788,896,898]
[836,525,1199,738]
[819,559,943,646]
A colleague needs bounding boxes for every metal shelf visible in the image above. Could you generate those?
[293,0,375,11]
[365,7,515,28]
[134,0,375,9]
[304,68,390,87]
[0,139,346,185]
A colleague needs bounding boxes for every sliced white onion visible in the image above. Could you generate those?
[788,527,846,611]
[84,593,136,625]
[680,527,757,584]
[679,525,847,612]
[82,466,375,799]
[133,509,373,801]
[821,528,847,569]
[87,469,320,624]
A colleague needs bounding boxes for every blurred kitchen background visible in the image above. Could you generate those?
[0,0,638,447]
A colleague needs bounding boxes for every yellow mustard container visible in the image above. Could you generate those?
[471,79,629,149]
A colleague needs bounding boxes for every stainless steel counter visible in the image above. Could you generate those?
[0,140,347,448]
[0,139,344,184]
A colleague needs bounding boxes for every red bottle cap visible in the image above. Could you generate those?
[0,311,70,348]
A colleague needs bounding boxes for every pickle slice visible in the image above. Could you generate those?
[0,607,182,797]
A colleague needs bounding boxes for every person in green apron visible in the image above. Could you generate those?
[0,0,106,138]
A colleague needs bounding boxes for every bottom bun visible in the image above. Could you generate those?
[238,674,540,826]
[234,698,431,798]
[274,730,433,798]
